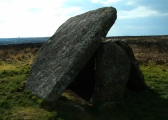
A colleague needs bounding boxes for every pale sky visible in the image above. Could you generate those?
[0,0,168,38]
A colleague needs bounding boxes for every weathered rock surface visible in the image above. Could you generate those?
[26,7,117,101]
[92,41,131,106]
[114,40,147,91]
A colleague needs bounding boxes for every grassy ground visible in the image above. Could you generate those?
[0,42,168,120]
[0,59,168,119]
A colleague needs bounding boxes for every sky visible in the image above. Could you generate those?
[0,0,168,38]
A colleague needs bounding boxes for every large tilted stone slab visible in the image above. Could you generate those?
[92,41,131,106]
[26,7,117,101]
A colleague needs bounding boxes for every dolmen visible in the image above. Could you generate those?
[26,7,146,107]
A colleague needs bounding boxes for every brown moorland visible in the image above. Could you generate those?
[1,35,168,64]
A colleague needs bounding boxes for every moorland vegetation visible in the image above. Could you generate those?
[0,38,168,120]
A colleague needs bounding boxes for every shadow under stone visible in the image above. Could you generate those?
[67,55,96,102]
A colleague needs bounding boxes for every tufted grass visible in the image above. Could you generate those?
[0,60,168,120]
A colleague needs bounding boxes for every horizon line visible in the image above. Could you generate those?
[0,35,168,39]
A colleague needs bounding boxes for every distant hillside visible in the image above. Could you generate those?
[1,35,168,46]
[0,37,49,45]
[107,35,168,49]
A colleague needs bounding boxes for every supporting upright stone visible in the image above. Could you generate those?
[93,41,131,106]
[26,7,117,101]
[114,40,147,91]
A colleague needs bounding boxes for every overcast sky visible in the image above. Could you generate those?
[0,0,168,38]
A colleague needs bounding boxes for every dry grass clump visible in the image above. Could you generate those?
[131,45,168,64]
[0,47,38,61]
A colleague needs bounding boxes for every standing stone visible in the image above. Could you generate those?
[114,40,147,91]
[26,7,117,101]
[92,41,131,106]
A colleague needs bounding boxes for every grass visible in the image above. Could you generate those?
[140,63,168,98]
[0,59,168,119]
[0,62,57,119]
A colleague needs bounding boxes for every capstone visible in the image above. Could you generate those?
[26,7,117,101]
